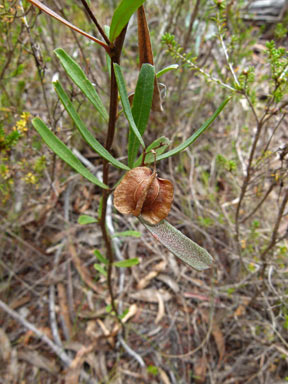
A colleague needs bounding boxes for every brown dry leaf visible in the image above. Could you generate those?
[112,304,138,334]
[58,282,72,339]
[137,270,158,290]
[201,310,225,366]
[69,243,102,294]
[156,274,180,293]
[18,350,59,375]
[9,295,31,310]
[65,341,97,384]
[194,355,208,384]
[0,328,11,361]
[22,327,52,345]
[158,367,171,384]
[130,288,172,303]
[97,319,114,347]
[234,304,247,318]
[155,291,165,324]
[137,261,166,289]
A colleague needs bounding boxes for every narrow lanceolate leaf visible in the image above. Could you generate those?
[110,0,146,42]
[114,258,140,268]
[137,5,162,112]
[94,263,107,276]
[156,64,179,78]
[134,136,171,167]
[104,25,111,78]
[78,215,98,225]
[32,118,108,189]
[128,63,155,168]
[94,250,108,265]
[112,231,141,238]
[139,218,214,271]
[113,63,145,149]
[156,97,231,161]
[54,48,108,122]
[54,81,129,171]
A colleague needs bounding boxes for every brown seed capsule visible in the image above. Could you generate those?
[113,167,174,225]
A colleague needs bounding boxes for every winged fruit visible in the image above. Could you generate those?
[113,167,174,225]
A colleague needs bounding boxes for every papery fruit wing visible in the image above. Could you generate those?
[139,218,214,271]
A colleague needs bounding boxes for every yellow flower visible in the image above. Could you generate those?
[24,172,37,184]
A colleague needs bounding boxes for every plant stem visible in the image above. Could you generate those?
[100,27,127,319]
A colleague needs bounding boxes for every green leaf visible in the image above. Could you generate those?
[128,64,155,168]
[32,118,108,189]
[110,0,146,42]
[54,81,129,171]
[114,258,140,267]
[156,64,179,78]
[112,231,141,238]
[78,215,98,224]
[113,63,145,149]
[54,48,108,122]
[156,97,231,162]
[104,25,111,77]
[134,136,170,167]
[139,218,214,271]
[94,263,107,276]
[119,308,129,320]
[94,249,109,265]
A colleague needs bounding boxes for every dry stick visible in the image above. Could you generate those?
[100,27,128,319]
[259,188,288,275]
[183,0,201,51]
[0,300,98,383]
[0,299,70,364]
[240,182,276,224]
[262,113,286,155]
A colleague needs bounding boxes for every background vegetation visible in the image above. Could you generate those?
[1,0,288,383]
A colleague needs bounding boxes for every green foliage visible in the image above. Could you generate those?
[114,258,139,267]
[112,231,141,238]
[94,263,107,276]
[54,48,108,122]
[109,0,147,42]
[274,23,288,40]
[156,97,231,161]
[113,63,145,149]
[32,118,108,189]
[53,80,129,171]
[216,154,237,172]
[78,215,98,224]
[94,250,109,265]
[128,63,155,167]
[147,365,159,376]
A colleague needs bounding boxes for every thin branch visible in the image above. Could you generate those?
[79,0,110,45]
[100,26,128,319]
[27,0,110,53]
[240,182,276,224]
[183,0,201,51]
[0,299,70,365]
[260,189,288,264]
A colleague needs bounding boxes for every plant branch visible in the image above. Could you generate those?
[100,26,128,319]
[183,0,201,51]
[79,0,110,46]
[27,0,110,53]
